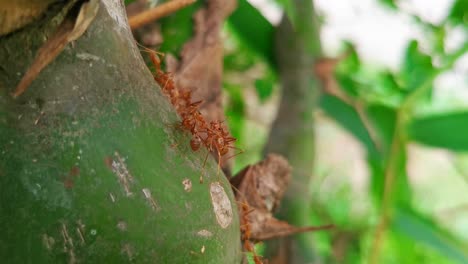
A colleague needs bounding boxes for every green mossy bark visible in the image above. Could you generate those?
[0,1,241,263]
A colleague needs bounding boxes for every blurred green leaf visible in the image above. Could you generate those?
[393,207,468,264]
[368,156,385,205]
[447,0,468,25]
[228,0,275,68]
[390,231,457,264]
[408,111,468,151]
[159,2,201,55]
[335,42,362,97]
[224,83,246,144]
[366,104,397,152]
[339,41,361,73]
[377,0,398,10]
[432,25,446,55]
[275,0,298,29]
[377,71,403,94]
[401,40,434,93]
[336,75,359,98]
[319,95,378,155]
[224,51,257,72]
[254,78,274,102]
[326,188,352,225]
[409,16,447,55]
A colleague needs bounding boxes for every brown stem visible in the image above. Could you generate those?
[128,0,196,30]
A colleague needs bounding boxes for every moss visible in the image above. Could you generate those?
[0,1,241,263]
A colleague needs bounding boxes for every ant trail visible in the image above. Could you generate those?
[140,44,241,185]
[229,183,265,264]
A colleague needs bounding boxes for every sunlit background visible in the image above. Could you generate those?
[222,0,468,262]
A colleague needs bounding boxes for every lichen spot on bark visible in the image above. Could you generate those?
[209,182,233,229]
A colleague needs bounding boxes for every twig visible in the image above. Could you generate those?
[128,0,196,30]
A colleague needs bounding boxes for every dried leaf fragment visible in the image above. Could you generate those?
[231,154,334,241]
[12,0,99,98]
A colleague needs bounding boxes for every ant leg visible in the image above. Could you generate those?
[199,150,210,183]
[216,150,223,182]
[223,146,244,161]
[162,76,172,91]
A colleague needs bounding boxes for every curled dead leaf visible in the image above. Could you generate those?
[231,154,334,242]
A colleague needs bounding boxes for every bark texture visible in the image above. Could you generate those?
[0,0,241,263]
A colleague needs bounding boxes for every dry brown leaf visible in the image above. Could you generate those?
[231,154,334,242]
[12,0,99,98]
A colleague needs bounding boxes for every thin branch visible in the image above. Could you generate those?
[128,0,196,30]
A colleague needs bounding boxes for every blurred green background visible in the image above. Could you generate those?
[128,0,468,262]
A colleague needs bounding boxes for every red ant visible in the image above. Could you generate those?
[139,43,242,183]
[205,121,243,173]
[238,200,264,264]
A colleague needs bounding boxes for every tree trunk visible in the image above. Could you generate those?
[0,0,241,263]
[264,0,322,263]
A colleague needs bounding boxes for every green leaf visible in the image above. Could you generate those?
[390,230,459,264]
[401,40,434,93]
[377,71,404,94]
[367,156,385,205]
[159,2,202,55]
[408,111,468,151]
[254,77,275,102]
[224,83,245,140]
[227,0,275,68]
[336,75,359,98]
[447,0,468,25]
[366,104,397,152]
[377,0,398,10]
[319,95,378,155]
[339,41,361,73]
[393,207,468,264]
[275,0,299,29]
[224,51,257,72]
[433,25,446,55]
[326,186,352,225]
[335,42,362,98]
